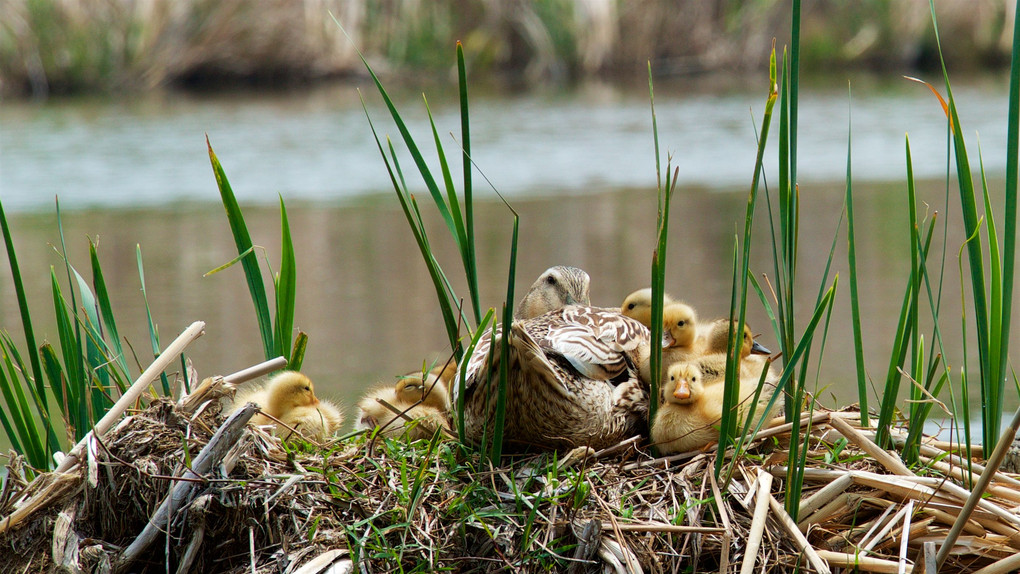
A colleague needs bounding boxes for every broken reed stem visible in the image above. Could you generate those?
[829,416,912,476]
[766,492,832,574]
[798,472,853,517]
[937,403,1020,567]
[55,321,207,474]
[223,356,289,385]
[599,522,726,534]
[740,471,772,574]
[815,550,913,573]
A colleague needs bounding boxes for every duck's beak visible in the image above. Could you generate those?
[662,330,675,348]
[750,340,771,355]
[673,378,691,400]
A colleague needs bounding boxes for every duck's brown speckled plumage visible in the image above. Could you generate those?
[456,304,652,451]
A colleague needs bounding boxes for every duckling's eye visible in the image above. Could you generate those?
[677,320,685,327]
[627,303,636,310]
[303,386,311,392]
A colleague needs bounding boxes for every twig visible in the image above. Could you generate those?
[708,467,731,574]
[972,551,1020,574]
[814,550,912,573]
[600,522,726,535]
[798,472,853,517]
[898,500,914,574]
[740,471,772,574]
[829,416,912,476]
[114,402,257,573]
[936,404,1020,566]
[56,321,207,474]
[766,492,832,574]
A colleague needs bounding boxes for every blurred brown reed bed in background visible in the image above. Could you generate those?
[0,0,1014,99]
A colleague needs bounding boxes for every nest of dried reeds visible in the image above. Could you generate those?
[2,386,1019,573]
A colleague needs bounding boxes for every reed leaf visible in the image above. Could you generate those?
[647,63,677,426]
[136,245,171,397]
[290,331,308,372]
[456,310,495,443]
[207,137,275,362]
[491,215,520,463]
[0,338,47,469]
[0,200,46,403]
[458,42,480,326]
[361,101,462,357]
[89,239,129,378]
[273,195,297,366]
[927,1,1000,450]
[844,87,869,427]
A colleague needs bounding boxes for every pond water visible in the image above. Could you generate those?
[0,72,1017,445]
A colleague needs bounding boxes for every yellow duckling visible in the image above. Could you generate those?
[660,302,699,369]
[652,361,778,454]
[695,319,771,379]
[620,288,675,328]
[355,367,451,440]
[651,362,718,453]
[231,371,343,442]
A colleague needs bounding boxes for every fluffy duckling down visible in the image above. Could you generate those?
[694,319,771,379]
[651,360,780,454]
[230,371,343,442]
[355,367,451,441]
[660,302,700,370]
[620,288,674,328]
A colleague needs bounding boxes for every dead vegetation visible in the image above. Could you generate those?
[1,360,1019,573]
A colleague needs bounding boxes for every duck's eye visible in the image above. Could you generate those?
[545,275,557,285]
[627,303,636,310]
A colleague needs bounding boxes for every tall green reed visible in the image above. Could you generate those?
[0,200,180,472]
[647,63,679,427]
[919,0,1019,453]
[205,140,304,371]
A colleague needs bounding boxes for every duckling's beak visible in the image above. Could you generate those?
[751,340,771,355]
[662,330,675,348]
[673,378,691,400]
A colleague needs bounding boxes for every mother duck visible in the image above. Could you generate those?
[454,266,652,451]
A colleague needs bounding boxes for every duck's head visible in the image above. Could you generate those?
[396,371,450,411]
[621,288,674,328]
[664,362,703,405]
[661,303,697,348]
[706,320,771,358]
[515,266,591,320]
[265,371,319,415]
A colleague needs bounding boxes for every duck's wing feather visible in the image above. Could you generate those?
[541,306,650,380]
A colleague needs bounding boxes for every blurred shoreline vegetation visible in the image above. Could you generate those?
[0,0,1015,99]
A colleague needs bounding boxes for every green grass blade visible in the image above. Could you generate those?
[274,195,297,366]
[647,66,678,427]
[361,95,463,358]
[207,137,275,361]
[927,1,994,449]
[136,245,171,396]
[491,215,520,463]
[998,0,1020,451]
[0,339,48,468]
[71,265,113,412]
[89,239,130,378]
[457,42,480,326]
[0,199,46,405]
[39,342,68,428]
[289,331,308,372]
[456,309,495,443]
[844,85,869,426]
